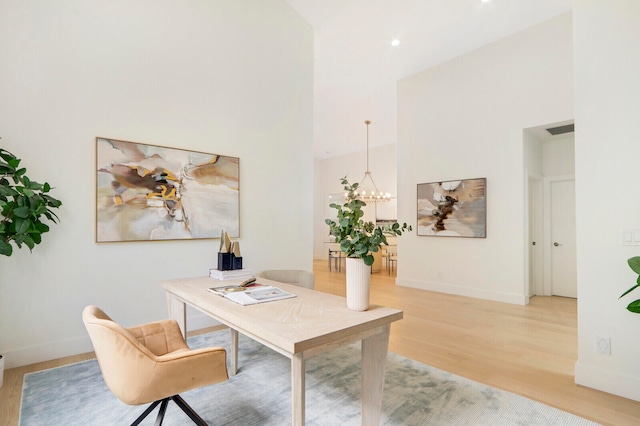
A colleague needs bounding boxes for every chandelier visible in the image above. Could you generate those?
[349,120,391,203]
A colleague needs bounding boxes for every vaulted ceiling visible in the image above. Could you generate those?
[284,0,572,159]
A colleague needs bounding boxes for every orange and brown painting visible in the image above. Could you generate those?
[96,138,239,242]
[417,178,486,238]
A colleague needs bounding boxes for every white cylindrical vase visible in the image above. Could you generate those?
[0,354,4,389]
[346,257,371,311]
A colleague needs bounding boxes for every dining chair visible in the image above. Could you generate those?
[82,305,228,426]
[256,269,315,289]
[328,245,343,272]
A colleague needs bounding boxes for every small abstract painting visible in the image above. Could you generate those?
[417,178,486,238]
[96,138,239,242]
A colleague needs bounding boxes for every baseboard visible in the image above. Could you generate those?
[575,360,640,402]
[396,277,528,305]
[3,335,94,369]
[3,311,221,369]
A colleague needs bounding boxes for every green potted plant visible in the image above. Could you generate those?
[325,177,411,310]
[620,256,640,313]
[1,146,63,386]
[0,147,63,257]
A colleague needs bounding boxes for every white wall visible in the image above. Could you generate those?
[313,143,397,259]
[524,132,544,177]
[573,0,640,402]
[543,134,575,176]
[396,14,573,304]
[0,0,313,368]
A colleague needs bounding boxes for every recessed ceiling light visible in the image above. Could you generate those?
[391,39,400,47]
[481,0,491,3]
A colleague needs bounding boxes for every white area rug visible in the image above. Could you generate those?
[20,330,599,425]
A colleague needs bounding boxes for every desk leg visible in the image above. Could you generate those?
[229,328,238,376]
[166,293,186,338]
[361,324,390,426]
[292,353,305,426]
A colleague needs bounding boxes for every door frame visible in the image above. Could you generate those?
[543,174,575,296]
[526,173,544,296]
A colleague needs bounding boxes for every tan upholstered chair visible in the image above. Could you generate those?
[82,305,228,426]
[256,269,315,289]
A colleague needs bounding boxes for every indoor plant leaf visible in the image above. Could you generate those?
[0,147,62,256]
[628,256,640,275]
[0,239,12,256]
[325,176,411,264]
[626,299,640,314]
[619,283,640,299]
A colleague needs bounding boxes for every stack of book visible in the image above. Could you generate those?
[209,268,253,281]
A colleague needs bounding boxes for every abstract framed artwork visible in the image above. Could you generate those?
[417,178,486,238]
[96,138,239,242]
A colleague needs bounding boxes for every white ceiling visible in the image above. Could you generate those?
[284,0,572,159]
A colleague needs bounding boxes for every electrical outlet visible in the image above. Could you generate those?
[595,336,611,355]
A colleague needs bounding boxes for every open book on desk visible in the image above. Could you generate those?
[207,283,296,305]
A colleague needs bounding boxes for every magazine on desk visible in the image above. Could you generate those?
[207,282,296,305]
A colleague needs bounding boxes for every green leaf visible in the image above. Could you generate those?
[15,218,30,234]
[34,222,50,233]
[363,254,374,266]
[13,234,23,247]
[14,167,26,179]
[0,240,12,256]
[0,186,19,197]
[28,180,44,190]
[629,257,640,274]
[31,232,42,244]
[44,195,62,207]
[620,284,640,299]
[354,246,368,256]
[12,206,30,218]
[626,299,640,313]
[23,234,35,250]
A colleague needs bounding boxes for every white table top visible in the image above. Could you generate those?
[161,276,403,356]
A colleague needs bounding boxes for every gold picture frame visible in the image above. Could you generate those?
[96,137,239,242]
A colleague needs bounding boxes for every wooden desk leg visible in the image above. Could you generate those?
[230,328,238,376]
[166,293,186,338]
[292,353,305,426]
[361,324,390,426]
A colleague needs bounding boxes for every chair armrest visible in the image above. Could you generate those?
[157,346,226,362]
[138,346,228,404]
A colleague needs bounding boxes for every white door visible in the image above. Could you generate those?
[550,179,577,298]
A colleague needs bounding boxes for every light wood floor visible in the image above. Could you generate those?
[1,260,639,425]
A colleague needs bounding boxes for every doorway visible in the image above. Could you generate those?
[545,176,577,297]
[524,121,576,298]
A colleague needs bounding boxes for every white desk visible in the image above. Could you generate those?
[161,276,402,426]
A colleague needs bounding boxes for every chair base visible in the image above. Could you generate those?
[131,394,207,426]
